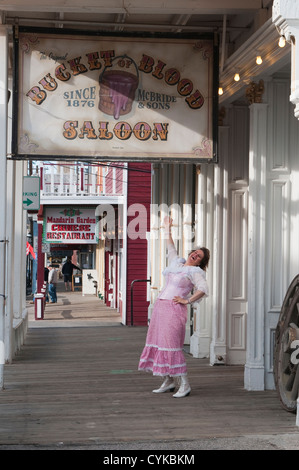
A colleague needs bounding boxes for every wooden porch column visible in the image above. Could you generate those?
[209,125,229,365]
[244,102,268,390]
[0,26,8,389]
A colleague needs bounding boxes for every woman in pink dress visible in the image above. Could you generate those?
[138,216,209,398]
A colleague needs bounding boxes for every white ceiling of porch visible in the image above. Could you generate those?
[0,0,289,102]
[0,0,273,51]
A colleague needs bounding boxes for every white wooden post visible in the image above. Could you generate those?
[190,164,211,358]
[0,26,8,389]
[59,163,64,195]
[13,161,25,320]
[244,103,268,390]
[50,164,55,195]
[5,160,15,363]
[209,126,229,365]
[91,165,96,195]
[149,164,160,316]
[159,165,168,281]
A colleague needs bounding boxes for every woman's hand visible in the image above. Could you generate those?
[173,296,188,305]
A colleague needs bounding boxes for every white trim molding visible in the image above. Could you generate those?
[273,0,299,119]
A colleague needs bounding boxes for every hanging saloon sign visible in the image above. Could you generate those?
[13,27,218,162]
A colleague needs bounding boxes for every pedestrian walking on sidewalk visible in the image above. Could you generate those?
[138,216,209,398]
[48,265,58,303]
[44,265,49,302]
[62,257,81,291]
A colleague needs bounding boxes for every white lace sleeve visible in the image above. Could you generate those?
[167,243,179,264]
[190,271,209,300]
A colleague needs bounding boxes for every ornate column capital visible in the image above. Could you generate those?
[245,80,265,105]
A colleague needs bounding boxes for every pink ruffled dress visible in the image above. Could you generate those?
[138,245,208,377]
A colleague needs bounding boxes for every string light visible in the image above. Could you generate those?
[220,33,288,92]
[278,35,286,47]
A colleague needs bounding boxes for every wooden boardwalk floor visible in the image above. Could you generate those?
[0,284,298,449]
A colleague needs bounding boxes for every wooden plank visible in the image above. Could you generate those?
[0,289,297,446]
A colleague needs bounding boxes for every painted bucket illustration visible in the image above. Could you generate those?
[98,55,139,120]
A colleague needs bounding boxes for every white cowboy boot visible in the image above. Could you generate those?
[152,376,175,393]
[173,375,191,398]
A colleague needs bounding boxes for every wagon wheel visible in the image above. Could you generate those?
[274,274,299,413]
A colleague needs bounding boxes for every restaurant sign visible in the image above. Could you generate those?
[43,207,97,244]
[13,28,218,162]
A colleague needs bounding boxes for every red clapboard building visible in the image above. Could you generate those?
[126,162,151,326]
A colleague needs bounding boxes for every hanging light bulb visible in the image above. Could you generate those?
[218,86,223,95]
[234,72,240,82]
[256,55,262,65]
[278,35,286,47]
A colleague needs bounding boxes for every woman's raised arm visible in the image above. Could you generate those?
[164,215,175,248]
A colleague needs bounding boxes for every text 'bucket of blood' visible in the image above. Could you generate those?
[98,55,139,120]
